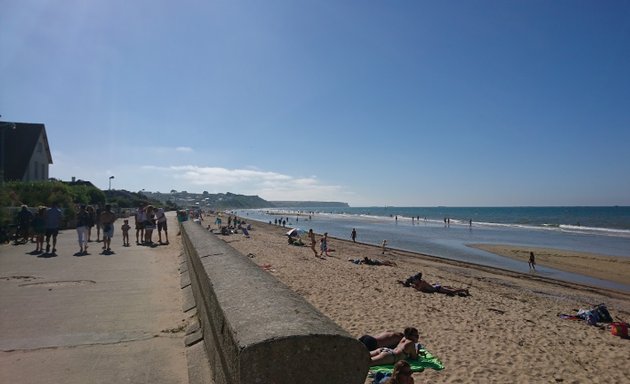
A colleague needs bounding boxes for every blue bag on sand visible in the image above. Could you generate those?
[372,372,391,384]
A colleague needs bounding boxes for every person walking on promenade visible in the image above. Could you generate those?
[134,205,146,245]
[32,207,46,253]
[95,205,102,242]
[351,228,357,243]
[45,202,62,254]
[86,205,96,242]
[529,251,536,271]
[16,205,33,244]
[100,204,117,253]
[144,205,156,245]
[75,204,90,254]
[156,207,169,245]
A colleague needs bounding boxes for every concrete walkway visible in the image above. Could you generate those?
[0,213,193,384]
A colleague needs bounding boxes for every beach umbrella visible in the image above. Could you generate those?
[286,228,303,237]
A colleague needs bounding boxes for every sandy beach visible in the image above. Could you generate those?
[469,244,630,286]
[205,215,630,383]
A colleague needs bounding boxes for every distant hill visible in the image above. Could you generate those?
[104,189,177,210]
[146,191,270,209]
[142,191,349,210]
[270,201,349,208]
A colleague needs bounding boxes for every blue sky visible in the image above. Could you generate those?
[2,1,629,206]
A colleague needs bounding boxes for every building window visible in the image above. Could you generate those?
[41,164,45,179]
[34,162,39,179]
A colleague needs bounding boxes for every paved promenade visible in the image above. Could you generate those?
[0,213,191,384]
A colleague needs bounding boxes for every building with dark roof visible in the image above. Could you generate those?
[0,121,53,183]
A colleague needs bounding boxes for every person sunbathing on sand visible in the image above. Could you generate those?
[399,273,470,296]
[348,257,397,266]
[370,327,419,366]
[359,330,404,351]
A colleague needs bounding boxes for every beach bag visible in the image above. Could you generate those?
[372,372,391,384]
[610,322,628,338]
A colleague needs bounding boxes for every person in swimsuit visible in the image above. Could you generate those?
[411,277,470,296]
[359,330,404,351]
[308,229,320,258]
[370,327,419,366]
[399,272,470,296]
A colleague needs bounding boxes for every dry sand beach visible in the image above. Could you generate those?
[204,215,630,383]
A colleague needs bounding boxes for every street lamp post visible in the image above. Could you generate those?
[109,176,115,190]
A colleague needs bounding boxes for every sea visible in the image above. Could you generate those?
[236,206,630,293]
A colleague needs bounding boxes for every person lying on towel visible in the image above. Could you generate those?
[370,327,419,366]
[399,273,470,296]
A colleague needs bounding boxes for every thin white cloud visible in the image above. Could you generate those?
[142,165,348,201]
[143,146,195,154]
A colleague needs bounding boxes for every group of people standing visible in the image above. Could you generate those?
[14,202,170,256]
[74,204,118,254]
[307,229,333,259]
[75,203,169,255]
[14,203,63,254]
[132,204,169,247]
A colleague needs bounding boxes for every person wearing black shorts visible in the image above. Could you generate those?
[44,203,63,254]
[134,206,146,245]
[156,208,168,245]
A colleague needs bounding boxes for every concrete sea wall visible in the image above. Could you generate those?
[180,220,369,384]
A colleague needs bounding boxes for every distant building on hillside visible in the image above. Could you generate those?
[0,121,53,183]
[64,177,96,188]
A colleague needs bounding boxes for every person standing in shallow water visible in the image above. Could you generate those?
[529,251,536,270]
[351,228,357,243]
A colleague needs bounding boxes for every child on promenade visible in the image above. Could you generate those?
[121,219,131,247]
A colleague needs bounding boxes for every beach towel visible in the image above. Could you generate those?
[369,347,444,376]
